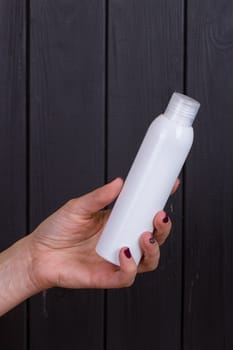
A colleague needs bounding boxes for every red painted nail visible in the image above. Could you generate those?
[149,237,157,244]
[163,215,169,224]
[124,248,132,259]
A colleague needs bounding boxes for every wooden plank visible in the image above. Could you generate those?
[107,1,184,349]
[0,1,27,349]
[184,1,233,348]
[29,1,106,349]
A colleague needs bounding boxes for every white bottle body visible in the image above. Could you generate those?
[96,114,194,266]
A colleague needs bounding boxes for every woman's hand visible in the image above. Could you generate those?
[0,178,179,316]
[28,178,179,291]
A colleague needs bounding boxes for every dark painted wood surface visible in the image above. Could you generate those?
[1,1,233,350]
[0,1,27,349]
[29,1,105,349]
[184,1,233,349]
[106,1,184,349]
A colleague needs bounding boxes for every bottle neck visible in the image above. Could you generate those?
[164,112,193,127]
[164,93,200,127]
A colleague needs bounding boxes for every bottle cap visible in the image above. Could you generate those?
[164,92,200,126]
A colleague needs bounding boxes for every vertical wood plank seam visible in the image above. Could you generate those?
[104,1,109,350]
[26,0,31,349]
[104,1,109,185]
[181,0,188,349]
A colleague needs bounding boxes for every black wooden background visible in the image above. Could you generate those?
[0,1,233,349]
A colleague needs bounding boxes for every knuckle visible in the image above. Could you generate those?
[123,276,135,288]
[145,249,160,272]
[155,230,169,244]
[66,198,76,209]
[156,247,161,261]
[63,199,79,215]
[149,241,160,255]
[92,190,100,202]
[148,261,159,272]
[153,251,161,270]
[120,270,136,288]
[154,257,160,270]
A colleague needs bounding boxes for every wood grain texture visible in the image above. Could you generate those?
[184,1,233,349]
[106,1,184,349]
[0,1,27,349]
[29,1,106,349]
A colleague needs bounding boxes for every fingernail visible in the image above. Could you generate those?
[149,237,157,244]
[124,248,132,259]
[163,214,169,224]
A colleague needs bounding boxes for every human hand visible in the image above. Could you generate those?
[28,178,179,292]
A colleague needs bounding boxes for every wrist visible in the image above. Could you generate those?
[0,235,42,316]
[27,230,58,291]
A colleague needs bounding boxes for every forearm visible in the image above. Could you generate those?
[0,236,40,316]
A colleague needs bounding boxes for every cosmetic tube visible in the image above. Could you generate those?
[96,92,200,266]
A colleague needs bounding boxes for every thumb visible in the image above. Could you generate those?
[70,178,124,215]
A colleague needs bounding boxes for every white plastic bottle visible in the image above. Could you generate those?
[96,92,200,266]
